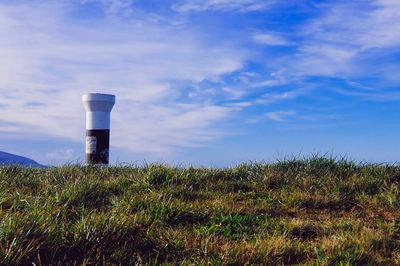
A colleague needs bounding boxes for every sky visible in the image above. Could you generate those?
[0,0,400,166]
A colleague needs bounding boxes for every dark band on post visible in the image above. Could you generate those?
[85,129,110,164]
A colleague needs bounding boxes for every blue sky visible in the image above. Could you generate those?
[0,0,399,166]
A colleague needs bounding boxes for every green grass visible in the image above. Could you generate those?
[0,156,399,265]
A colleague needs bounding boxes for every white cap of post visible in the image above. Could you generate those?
[82,93,116,165]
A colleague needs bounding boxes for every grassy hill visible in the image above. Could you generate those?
[0,157,399,265]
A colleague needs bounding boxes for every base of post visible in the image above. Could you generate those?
[85,129,110,165]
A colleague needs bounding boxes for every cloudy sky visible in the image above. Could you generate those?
[1,0,399,166]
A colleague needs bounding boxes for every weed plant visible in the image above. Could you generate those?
[0,156,399,265]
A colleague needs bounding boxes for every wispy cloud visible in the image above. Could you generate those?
[0,0,247,155]
[255,89,307,105]
[303,0,400,50]
[172,0,274,13]
[1,0,399,164]
[301,0,400,78]
[46,149,76,164]
[252,32,290,46]
[253,0,400,101]
[81,0,134,18]
[265,110,296,122]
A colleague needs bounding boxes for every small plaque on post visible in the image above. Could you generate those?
[86,136,97,154]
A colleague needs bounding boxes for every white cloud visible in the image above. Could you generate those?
[252,32,290,46]
[221,87,247,100]
[252,0,400,100]
[255,89,307,105]
[305,0,400,50]
[112,103,235,153]
[265,111,296,122]
[46,149,76,162]
[172,0,273,13]
[81,0,134,18]
[0,1,248,156]
[294,0,400,76]
[334,88,400,102]
[251,70,289,88]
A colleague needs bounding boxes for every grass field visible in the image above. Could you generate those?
[0,156,399,265]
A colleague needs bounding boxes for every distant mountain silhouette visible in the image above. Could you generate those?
[0,151,45,168]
